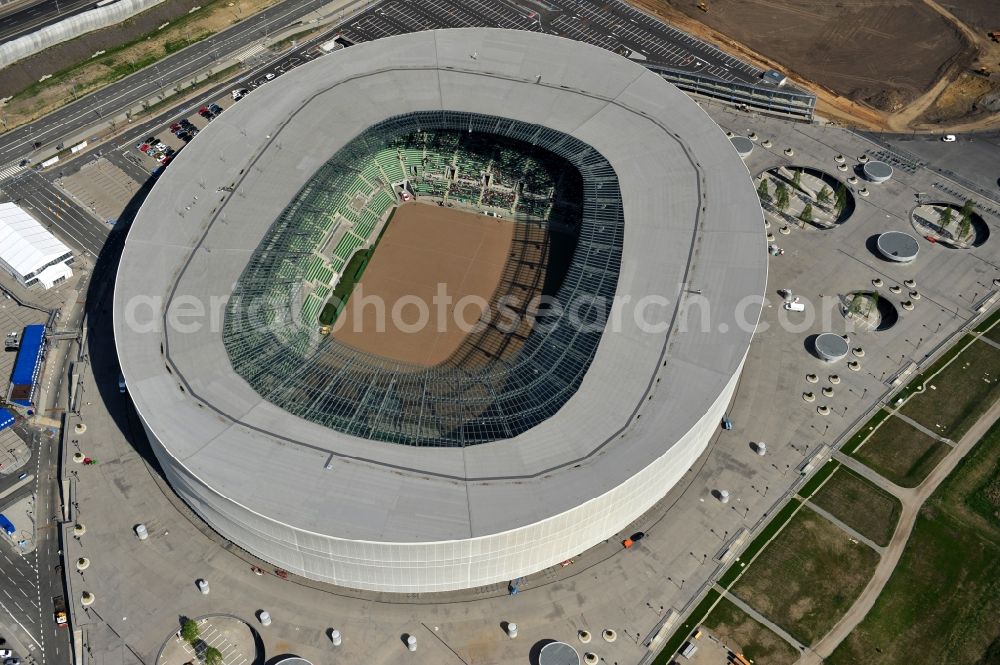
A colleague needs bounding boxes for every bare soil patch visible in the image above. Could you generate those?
[920,72,1000,125]
[635,0,971,110]
[331,203,515,367]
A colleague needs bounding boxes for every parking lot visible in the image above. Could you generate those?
[340,0,763,84]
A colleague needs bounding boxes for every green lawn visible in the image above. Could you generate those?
[827,420,1000,665]
[809,467,901,546]
[319,249,372,325]
[850,415,950,488]
[703,597,801,665]
[901,339,1000,439]
[319,208,397,325]
[731,506,880,645]
[840,409,891,456]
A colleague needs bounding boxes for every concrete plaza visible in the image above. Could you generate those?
[64,104,1000,665]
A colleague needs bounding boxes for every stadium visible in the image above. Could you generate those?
[113,28,767,593]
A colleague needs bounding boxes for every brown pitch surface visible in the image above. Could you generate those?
[332,202,515,366]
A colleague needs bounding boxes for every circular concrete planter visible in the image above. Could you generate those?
[779,225,791,235]
[81,591,95,606]
[803,392,816,402]
[904,279,916,288]
[837,163,848,172]
[602,629,617,643]
[902,300,914,311]
[761,139,772,148]
[579,631,592,644]
[783,148,794,156]
[806,373,819,383]
[73,523,86,536]
[872,277,883,287]
[766,233,775,242]
[848,361,861,371]
[584,653,599,665]
[889,285,902,294]
[829,374,840,384]
[725,131,734,138]
[910,291,920,300]
[859,187,870,197]
[847,176,858,184]
[76,557,90,571]
[817,405,831,415]
[822,387,834,397]
[853,347,865,357]
[764,219,770,228]
[859,154,869,163]
[74,424,86,434]
[748,132,758,141]
[835,155,845,163]
[73,452,85,463]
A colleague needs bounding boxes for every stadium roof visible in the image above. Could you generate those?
[0,202,71,278]
[114,28,767,543]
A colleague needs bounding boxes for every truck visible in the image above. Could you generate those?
[53,596,67,628]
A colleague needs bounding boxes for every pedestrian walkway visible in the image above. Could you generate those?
[890,411,953,446]
[0,162,27,182]
[802,502,884,554]
[716,587,808,655]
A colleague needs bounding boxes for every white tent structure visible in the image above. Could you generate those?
[0,202,73,289]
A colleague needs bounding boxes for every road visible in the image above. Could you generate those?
[0,169,108,257]
[0,0,368,165]
[0,0,95,44]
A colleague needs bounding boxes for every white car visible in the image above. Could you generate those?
[942,134,957,142]
[264,73,276,81]
[0,650,11,658]
[197,579,209,595]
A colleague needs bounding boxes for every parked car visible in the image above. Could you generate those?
[169,123,181,132]
[231,88,248,101]
[264,72,275,81]
[0,650,11,658]
[209,103,223,115]
[177,132,192,142]
[942,134,957,142]
[198,106,213,120]
[196,579,209,595]
[118,374,127,393]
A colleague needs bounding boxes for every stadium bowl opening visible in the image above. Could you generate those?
[114,28,767,593]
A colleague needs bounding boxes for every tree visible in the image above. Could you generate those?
[792,169,803,190]
[958,198,976,240]
[203,646,223,665]
[835,183,848,214]
[958,215,972,242]
[756,179,770,202]
[939,206,953,230]
[181,619,200,644]
[959,198,977,220]
[775,182,790,212]
[817,185,831,205]
[800,203,813,223]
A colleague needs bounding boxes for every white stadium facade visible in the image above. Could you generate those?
[113,28,767,593]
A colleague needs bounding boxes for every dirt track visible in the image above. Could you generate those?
[332,203,514,367]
